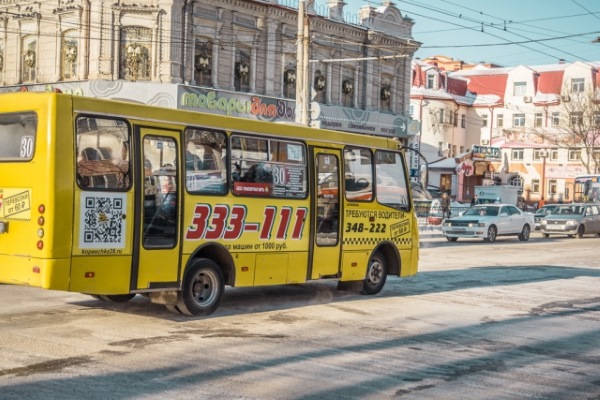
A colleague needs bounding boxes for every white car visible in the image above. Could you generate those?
[442,204,535,242]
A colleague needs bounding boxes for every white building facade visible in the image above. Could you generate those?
[411,59,600,206]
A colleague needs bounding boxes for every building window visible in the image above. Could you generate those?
[534,112,543,127]
[551,112,560,127]
[508,174,524,188]
[571,112,583,126]
[234,48,251,92]
[452,112,458,127]
[438,109,445,125]
[531,179,540,193]
[533,149,543,160]
[426,74,435,89]
[482,114,488,127]
[61,31,78,80]
[513,82,526,96]
[0,43,3,73]
[380,76,392,112]
[342,75,354,107]
[313,69,326,104]
[22,37,37,83]
[512,148,524,160]
[549,179,557,195]
[459,145,464,154]
[513,113,526,127]
[283,67,296,99]
[572,78,585,93]
[497,114,503,128]
[460,114,465,128]
[550,149,559,160]
[120,27,151,81]
[438,141,444,156]
[594,112,600,127]
[194,40,212,87]
[568,149,581,161]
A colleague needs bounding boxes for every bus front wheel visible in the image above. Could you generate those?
[176,259,224,317]
[361,251,387,295]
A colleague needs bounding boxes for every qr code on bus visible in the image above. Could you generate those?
[80,193,126,248]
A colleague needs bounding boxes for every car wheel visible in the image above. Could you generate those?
[484,225,497,243]
[446,237,458,242]
[518,224,530,241]
[577,225,585,238]
[542,233,550,238]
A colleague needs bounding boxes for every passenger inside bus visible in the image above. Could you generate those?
[242,162,272,183]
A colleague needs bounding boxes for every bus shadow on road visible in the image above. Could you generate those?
[72,262,600,320]
[72,280,364,320]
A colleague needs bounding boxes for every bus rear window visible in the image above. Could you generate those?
[0,112,37,161]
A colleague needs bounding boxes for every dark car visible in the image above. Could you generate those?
[534,204,559,230]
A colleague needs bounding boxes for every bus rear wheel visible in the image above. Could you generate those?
[176,259,224,317]
[361,251,387,295]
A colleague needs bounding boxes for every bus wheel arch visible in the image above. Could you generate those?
[188,242,235,286]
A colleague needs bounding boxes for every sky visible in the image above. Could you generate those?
[341,0,600,67]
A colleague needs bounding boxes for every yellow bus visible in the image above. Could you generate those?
[0,92,419,316]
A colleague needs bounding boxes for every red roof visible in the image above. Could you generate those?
[535,70,563,94]
[466,75,508,101]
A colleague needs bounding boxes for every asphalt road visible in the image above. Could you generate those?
[1,233,599,399]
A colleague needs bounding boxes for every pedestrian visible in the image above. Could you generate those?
[441,192,450,219]
[471,194,478,206]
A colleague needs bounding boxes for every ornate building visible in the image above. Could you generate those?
[0,0,420,139]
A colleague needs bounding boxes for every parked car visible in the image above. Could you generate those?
[534,204,559,230]
[442,204,534,243]
[540,203,600,238]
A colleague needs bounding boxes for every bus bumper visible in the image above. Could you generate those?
[0,255,70,291]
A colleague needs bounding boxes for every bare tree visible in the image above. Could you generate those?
[532,85,600,174]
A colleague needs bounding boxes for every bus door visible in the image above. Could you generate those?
[310,150,341,279]
[132,128,182,291]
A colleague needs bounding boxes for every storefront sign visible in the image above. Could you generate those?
[471,145,501,160]
[456,159,474,176]
[179,87,295,122]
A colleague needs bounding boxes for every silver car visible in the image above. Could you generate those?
[540,203,600,238]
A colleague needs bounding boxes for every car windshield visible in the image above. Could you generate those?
[555,205,584,215]
[535,207,555,216]
[464,206,499,217]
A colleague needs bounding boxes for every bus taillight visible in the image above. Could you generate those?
[36,240,43,250]
[38,204,45,214]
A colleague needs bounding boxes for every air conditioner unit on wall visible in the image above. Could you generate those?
[561,95,570,102]
[523,96,532,103]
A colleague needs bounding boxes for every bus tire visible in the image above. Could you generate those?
[361,251,387,295]
[99,294,136,302]
[165,304,182,314]
[176,259,224,317]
